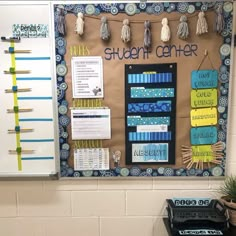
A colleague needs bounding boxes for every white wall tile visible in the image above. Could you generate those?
[45,218,99,236]
[72,191,125,216]
[0,218,44,236]
[126,190,175,216]
[101,217,154,236]
[153,178,209,190]
[18,191,71,216]
[98,179,152,190]
[0,192,17,217]
[44,179,98,191]
[153,217,169,236]
[0,181,43,192]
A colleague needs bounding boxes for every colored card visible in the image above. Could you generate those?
[191,107,217,127]
[191,70,218,89]
[132,143,168,162]
[191,89,217,108]
[192,145,213,162]
[191,126,217,145]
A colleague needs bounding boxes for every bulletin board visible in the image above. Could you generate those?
[0,3,59,178]
[54,1,233,178]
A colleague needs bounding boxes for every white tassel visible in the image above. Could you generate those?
[121,19,131,43]
[196,11,208,35]
[161,18,171,42]
[75,12,84,35]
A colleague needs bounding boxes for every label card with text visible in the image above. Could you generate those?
[191,107,217,127]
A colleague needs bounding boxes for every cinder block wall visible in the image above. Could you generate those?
[0,2,235,236]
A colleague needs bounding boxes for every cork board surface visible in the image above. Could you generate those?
[55,2,232,177]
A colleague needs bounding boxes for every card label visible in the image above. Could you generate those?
[191,127,217,145]
[192,145,213,162]
[191,70,218,89]
[191,89,217,108]
[191,108,217,127]
[132,143,168,162]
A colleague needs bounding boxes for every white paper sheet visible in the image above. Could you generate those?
[71,108,111,140]
[74,148,109,170]
[71,56,104,98]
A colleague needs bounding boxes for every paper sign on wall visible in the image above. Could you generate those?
[191,126,217,145]
[191,70,218,89]
[191,89,217,108]
[191,108,217,127]
[192,145,213,162]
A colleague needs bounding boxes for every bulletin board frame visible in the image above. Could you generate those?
[53,1,234,178]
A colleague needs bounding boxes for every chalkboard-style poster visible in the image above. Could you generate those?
[125,63,177,165]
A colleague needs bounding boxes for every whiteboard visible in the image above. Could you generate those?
[0,2,59,178]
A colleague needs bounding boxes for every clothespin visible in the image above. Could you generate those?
[5,86,31,93]
[4,67,30,74]
[7,106,33,113]
[4,47,31,53]
[1,36,21,42]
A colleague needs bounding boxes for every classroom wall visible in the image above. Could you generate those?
[0,1,235,236]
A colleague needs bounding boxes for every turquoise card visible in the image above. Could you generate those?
[191,70,218,89]
[190,126,217,145]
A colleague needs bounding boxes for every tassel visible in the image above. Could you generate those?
[144,20,151,49]
[215,5,224,34]
[100,16,110,41]
[161,17,171,42]
[196,11,208,35]
[177,15,189,40]
[75,12,84,36]
[57,7,66,35]
[121,19,131,43]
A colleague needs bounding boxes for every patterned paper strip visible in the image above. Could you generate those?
[128,73,172,83]
[130,87,174,98]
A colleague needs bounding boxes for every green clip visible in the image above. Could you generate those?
[15,126,20,132]
[9,67,15,73]
[16,147,22,153]
[13,106,19,112]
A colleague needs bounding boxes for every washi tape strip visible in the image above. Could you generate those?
[128,101,171,113]
[128,73,172,83]
[130,87,174,98]
[129,132,171,141]
[127,116,170,126]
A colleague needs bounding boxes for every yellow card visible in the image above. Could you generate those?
[191,107,217,127]
[192,145,213,162]
[191,89,217,108]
